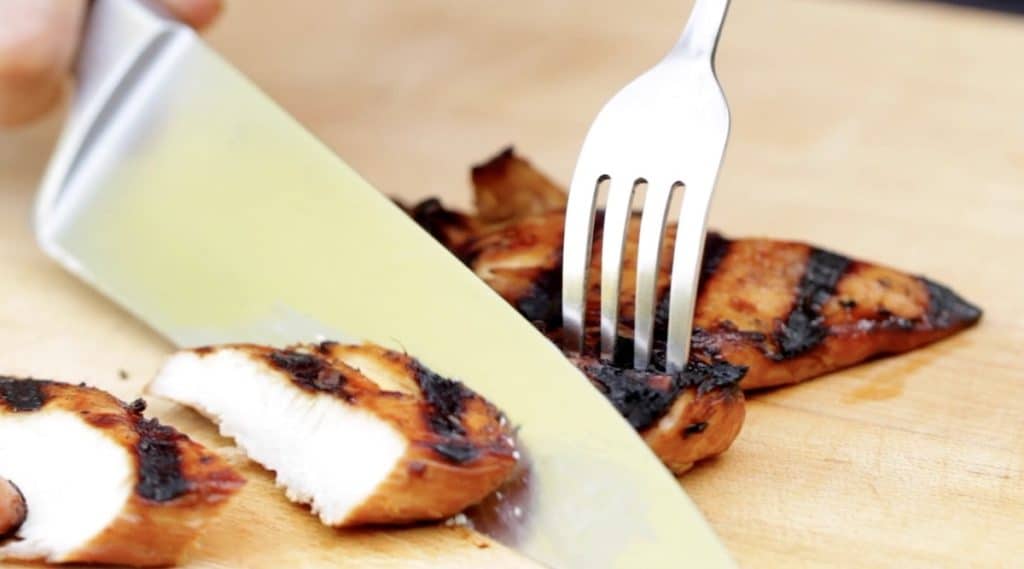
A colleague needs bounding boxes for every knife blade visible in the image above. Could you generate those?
[34,1,734,567]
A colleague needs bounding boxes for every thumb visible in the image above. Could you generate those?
[160,0,223,31]
[0,0,221,128]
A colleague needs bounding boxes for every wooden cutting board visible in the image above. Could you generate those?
[1,0,1021,567]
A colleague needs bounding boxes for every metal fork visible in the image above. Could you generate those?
[561,0,731,372]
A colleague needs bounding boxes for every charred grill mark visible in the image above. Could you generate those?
[692,269,979,364]
[270,347,491,465]
[578,361,680,431]
[411,198,454,240]
[515,267,562,329]
[699,232,732,294]
[2,380,234,512]
[0,378,48,412]
[268,351,324,381]
[650,232,733,340]
[681,359,748,395]
[134,416,189,502]
[920,277,983,329]
[612,324,751,389]
[411,361,482,464]
[267,350,350,400]
[774,248,851,359]
[412,362,471,438]
[411,198,476,253]
[575,357,745,431]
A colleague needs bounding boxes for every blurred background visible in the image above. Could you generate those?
[1,1,1022,566]
[4,0,1022,244]
[181,0,1022,258]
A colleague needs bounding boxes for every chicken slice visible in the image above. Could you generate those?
[0,378,244,567]
[456,210,982,390]
[405,147,982,474]
[148,342,518,527]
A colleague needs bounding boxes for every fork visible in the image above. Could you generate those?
[561,0,731,372]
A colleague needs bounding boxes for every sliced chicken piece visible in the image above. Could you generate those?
[148,342,518,527]
[0,477,26,543]
[567,356,745,474]
[405,148,566,253]
[406,147,982,474]
[0,378,244,567]
[409,197,481,254]
[458,211,982,390]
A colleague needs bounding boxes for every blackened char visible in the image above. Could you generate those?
[412,362,483,464]
[516,267,562,330]
[574,357,746,431]
[0,378,48,412]
[920,277,983,329]
[774,248,851,359]
[135,417,189,502]
[267,350,349,398]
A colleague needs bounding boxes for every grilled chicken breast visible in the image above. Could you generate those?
[408,147,982,473]
[0,378,244,567]
[148,342,518,527]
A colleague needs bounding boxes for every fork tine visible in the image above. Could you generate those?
[561,174,603,354]
[665,179,715,372]
[633,181,677,370]
[599,178,639,361]
[561,1,729,371]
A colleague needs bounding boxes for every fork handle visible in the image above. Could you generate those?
[674,0,731,61]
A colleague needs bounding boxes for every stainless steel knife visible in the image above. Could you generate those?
[34,1,735,567]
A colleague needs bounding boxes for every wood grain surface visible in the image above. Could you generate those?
[1,0,1022,567]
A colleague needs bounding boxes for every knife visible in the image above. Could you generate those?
[34,1,734,567]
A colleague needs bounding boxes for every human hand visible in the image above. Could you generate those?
[0,0,222,127]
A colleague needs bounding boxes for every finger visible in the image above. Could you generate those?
[0,476,27,539]
[161,0,223,30]
[0,0,85,127]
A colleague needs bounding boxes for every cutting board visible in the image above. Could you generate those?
[1,0,1022,567]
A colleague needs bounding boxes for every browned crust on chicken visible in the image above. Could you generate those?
[687,241,982,389]
[405,147,982,473]
[642,383,745,473]
[569,356,745,473]
[191,342,518,526]
[471,146,567,224]
[0,477,26,543]
[456,212,980,389]
[0,378,245,567]
[410,198,481,254]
